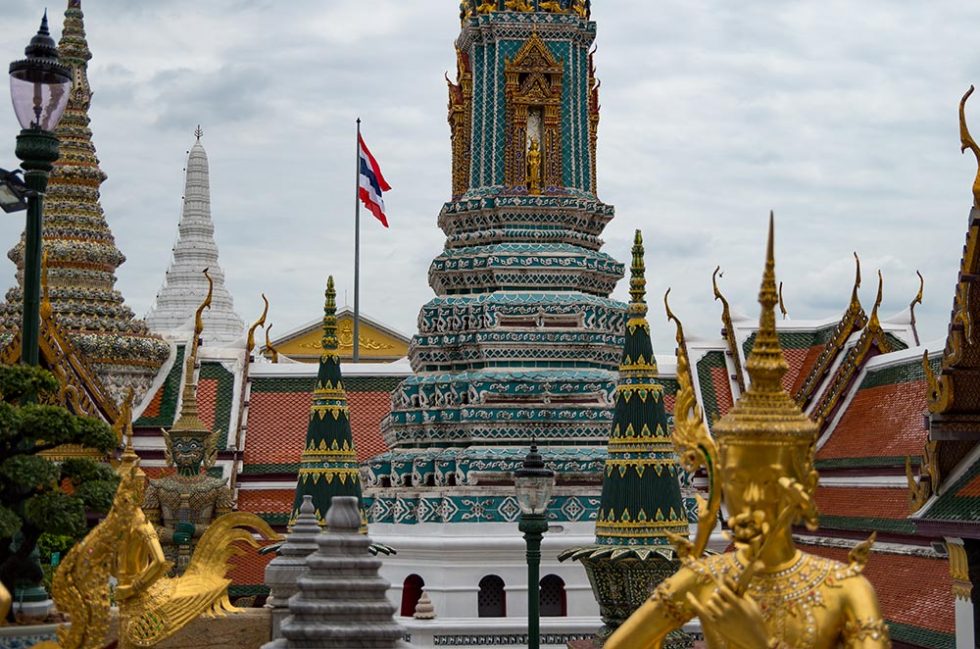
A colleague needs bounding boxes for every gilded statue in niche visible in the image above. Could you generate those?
[605,217,890,649]
[527,138,542,195]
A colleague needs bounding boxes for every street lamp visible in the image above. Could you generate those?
[8,11,72,366]
[515,444,555,649]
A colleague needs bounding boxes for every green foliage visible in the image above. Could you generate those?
[37,533,74,564]
[0,364,119,595]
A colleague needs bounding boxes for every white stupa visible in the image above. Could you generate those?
[147,127,245,344]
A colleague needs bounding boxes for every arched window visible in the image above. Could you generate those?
[478,575,506,617]
[540,575,566,617]
[401,574,425,617]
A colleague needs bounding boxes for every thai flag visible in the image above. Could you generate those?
[358,134,391,228]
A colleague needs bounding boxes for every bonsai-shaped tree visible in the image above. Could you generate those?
[0,364,118,621]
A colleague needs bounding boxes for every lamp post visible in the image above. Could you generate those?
[515,444,555,649]
[8,11,72,366]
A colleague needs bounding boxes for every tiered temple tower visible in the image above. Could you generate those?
[365,1,628,631]
[368,0,625,524]
[0,0,169,403]
[146,129,244,344]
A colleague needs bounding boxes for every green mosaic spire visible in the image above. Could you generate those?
[594,231,688,547]
[291,276,363,526]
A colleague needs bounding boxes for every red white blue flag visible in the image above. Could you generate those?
[358,134,391,228]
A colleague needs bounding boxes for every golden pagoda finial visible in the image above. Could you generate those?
[910,270,924,346]
[778,281,788,320]
[323,276,339,355]
[849,252,862,312]
[246,294,269,357]
[742,212,787,393]
[628,229,647,321]
[265,323,281,364]
[960,85,980,207]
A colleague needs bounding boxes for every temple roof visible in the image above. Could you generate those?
[146,131,244,344]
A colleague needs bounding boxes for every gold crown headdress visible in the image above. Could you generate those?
[710,214,819,446]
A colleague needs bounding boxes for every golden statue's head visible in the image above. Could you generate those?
[711,214,820,536]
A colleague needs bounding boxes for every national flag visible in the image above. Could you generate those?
[358,134,391,228]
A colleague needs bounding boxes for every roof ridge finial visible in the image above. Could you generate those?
[743,212,788,392]
[849,252,862,311]
[246,294,269,357]
[628,229,647,320]
[175,269,213,428]
[959,86,980,207]
[322,276,338,354]
[195,125,203,141]
[868,270,884,329]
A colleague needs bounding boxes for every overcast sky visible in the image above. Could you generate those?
[0,0,978,353]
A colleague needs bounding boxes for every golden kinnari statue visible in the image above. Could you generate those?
[607,215,890,649]
[31,410,281,649]
[527,137,542,195]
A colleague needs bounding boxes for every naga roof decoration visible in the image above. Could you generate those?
[812,271,893,427]
[924,86,980,445]
[908,271,924,347]
[561,231,688,562]
[794,253,867,408]
[146,129,245,344]
[0,0,169,406]
[0,254,119,429]
[291,276,364,527]
[713,266,745,393]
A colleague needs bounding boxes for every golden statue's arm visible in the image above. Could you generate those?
[841,574,891,648]
[116,515,169,602]
[605,568,698,649]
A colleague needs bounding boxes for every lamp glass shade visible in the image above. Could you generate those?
[9,72,71,131]
[515,473,554,516]
[0,182,26,213]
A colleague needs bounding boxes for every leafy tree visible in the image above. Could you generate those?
[0,364,118,619]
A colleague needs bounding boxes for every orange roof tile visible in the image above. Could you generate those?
[141,384,164,419]
[790,345,825,396]
[817,380,928,461]
[227,543,276,585]
[710,366,734,419]
[782,346,812,393]
[956,472,980,498]
[805,546,953,635]
[348,391,391,461]
[196,378,219,433]
[815,487,909,520]
[245,389,390,467]
[237,489,294,514]
[245,391,311,466]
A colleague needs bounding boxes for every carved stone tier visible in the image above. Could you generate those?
[429,244,622,296]
[438,196,614,246]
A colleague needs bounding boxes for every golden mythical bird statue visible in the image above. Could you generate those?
[31,426,280,649]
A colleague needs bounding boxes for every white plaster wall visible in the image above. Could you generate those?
[955,597,975,649]
[371,520,599,619]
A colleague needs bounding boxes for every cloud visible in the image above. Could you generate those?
[0,0,974,356]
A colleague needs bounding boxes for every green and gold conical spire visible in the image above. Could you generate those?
[291,276,363,526]
[593,230,688,549]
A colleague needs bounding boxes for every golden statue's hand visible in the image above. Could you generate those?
[686,577,769,649]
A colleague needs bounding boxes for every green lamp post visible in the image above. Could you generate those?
[515,444,555,649]
[8,11,72,367]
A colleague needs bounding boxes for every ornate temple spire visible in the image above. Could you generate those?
[291,276,363,526]
[712,214,819,445]
[146,128,244,343]
[0,0,169,404]
[592,230,687,549]
[170,270,213,440]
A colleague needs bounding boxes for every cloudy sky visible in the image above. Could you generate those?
[0,0,978,353]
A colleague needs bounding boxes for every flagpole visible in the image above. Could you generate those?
[353,118,361,363]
